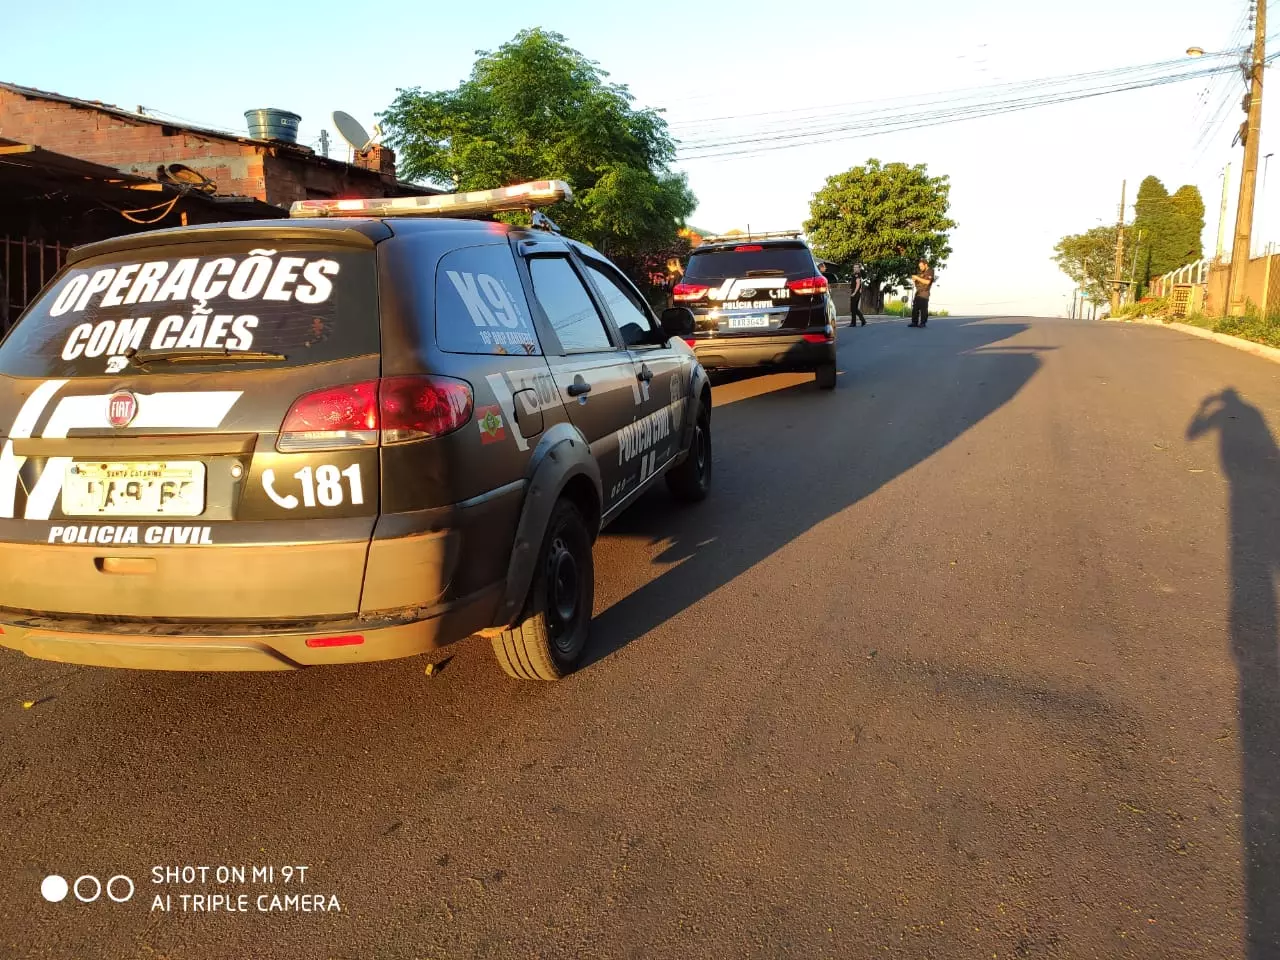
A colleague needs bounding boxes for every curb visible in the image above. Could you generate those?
[1106,316,1280,366]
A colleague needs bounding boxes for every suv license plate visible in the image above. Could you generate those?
[61,461,206,517]
[726,316,771,329]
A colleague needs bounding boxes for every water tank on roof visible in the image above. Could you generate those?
[244,108,301,143]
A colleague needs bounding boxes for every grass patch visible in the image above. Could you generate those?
[879,301,949,318]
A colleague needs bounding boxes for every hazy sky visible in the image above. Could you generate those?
[2,0,1257,316]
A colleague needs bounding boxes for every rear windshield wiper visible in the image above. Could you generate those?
[126,347,286,368]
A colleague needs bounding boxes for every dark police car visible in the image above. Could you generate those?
[673,232,838,388]
[0,181,711,680]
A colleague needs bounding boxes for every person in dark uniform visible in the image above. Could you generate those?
[850,266,866,326]
[909,259,935,327]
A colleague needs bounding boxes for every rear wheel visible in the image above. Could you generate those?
[492,499,594,681]
[666,405,712,502]
[816,362,837,390]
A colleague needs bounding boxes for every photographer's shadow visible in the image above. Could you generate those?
[1188,388,1280,959]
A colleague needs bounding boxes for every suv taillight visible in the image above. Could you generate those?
[277,377,474,452]
[379,375,474,444]
[673,282,710,302]
[787,276,829,296]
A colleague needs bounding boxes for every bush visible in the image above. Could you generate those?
[1190,307,1280,349]
[1113,296,1173,320]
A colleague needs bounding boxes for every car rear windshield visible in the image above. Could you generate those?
[683,243,816,281]
[0,241,378,378]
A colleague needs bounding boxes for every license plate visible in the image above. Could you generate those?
[726,316,772,329]
[61,461,206,517]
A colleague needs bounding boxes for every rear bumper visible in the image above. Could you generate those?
[0,581,503,671]
[690,335,836,370]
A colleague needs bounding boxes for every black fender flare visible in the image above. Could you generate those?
[493,421,602,627]
[676,358,712,460]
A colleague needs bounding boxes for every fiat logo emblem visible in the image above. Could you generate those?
[106,391,138,428]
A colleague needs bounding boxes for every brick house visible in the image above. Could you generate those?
[0,81,432,208]
[0,81,437,325]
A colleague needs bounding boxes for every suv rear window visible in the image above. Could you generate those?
[0,242,377,378]
[683,243,816,281]
[435,243,540,356]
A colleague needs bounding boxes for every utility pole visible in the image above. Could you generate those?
[1228,0,1267,315]
[1216,163,1232,261]
[1129,229,1144,298]
[318,130,331,159]
[1111,180,1126,315]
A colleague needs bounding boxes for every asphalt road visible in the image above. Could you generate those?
[3,315,1280,960]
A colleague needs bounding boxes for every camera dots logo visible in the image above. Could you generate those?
[40,873,134,904]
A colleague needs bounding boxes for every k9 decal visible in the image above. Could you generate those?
[262,464,364,510]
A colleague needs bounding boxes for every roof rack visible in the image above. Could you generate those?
[289,179,572,219]
[699,230,806,245]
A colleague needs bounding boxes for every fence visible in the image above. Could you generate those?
[2,235,68,333]
[1145,252,1280,319]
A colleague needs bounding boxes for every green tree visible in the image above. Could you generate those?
[1132,176,1206,293]
[1169,185,1206,267]
[804,160,956,310]
[1054,225,1117,307]
[379,28,695,256]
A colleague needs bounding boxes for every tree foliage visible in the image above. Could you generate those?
[379,28,695,256]
[804,160,957,302]
[1053,225,1117,306]
[1132,175,1205,289]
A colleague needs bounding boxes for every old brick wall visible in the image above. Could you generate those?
[0,88,267,199]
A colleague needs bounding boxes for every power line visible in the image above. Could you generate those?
[675,55,1262,161]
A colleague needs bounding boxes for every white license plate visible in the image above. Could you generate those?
[726,316,772,329]
[61,461,206,517]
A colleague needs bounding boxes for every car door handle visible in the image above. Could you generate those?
[567,375,592,397]
[637,364,654,382]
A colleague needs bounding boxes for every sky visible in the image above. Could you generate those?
[1,0,1259,316]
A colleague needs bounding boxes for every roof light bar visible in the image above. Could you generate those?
[289,179,573,219]
[700,230,806,245]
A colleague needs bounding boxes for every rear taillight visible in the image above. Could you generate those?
[787,276,829,296]
[278,381,378,452]
[277,377,473,452]
[803,332,835,343]
[683,337,698,348]
[379,375,474,444]
[673,282,710,302]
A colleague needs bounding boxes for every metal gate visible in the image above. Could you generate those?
[2,235,67,333]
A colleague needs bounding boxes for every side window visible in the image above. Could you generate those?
[436,244,541,356]
[527,257,615,353]
[582,261,657,347]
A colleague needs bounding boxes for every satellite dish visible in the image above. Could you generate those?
[332,110,373,152]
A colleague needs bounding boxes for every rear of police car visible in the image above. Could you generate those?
[0,217,493,670]
[674,234,837,381]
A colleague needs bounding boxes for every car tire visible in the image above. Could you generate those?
[666,405,712,502]
[492,499,594,681]
[815,362,837,390]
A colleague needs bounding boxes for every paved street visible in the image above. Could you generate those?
[3,315,1279,960]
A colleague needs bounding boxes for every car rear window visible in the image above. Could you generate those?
[435,243,541,356]
[0,241,378,378]
[683,243,816,281]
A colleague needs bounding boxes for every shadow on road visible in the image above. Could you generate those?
[1188,388,1280,960]
[587,318,1044,666]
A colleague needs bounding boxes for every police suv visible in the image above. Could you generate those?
[0,181,711,679]
[674,232,838,388]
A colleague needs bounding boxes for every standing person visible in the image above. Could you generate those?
[909,259,935,328]
[850,266,867,326]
